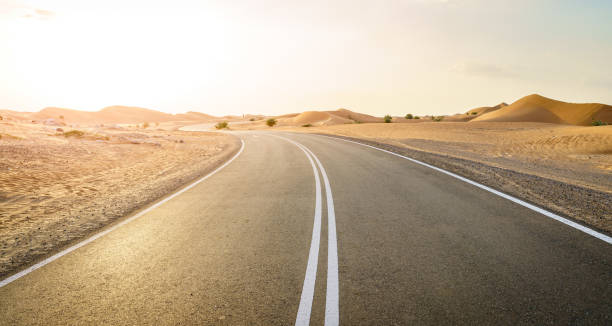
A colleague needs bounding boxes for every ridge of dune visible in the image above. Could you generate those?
[96,105,175,123]
[6,106,221,124]
[293,111,332,124]
[472,94,612,125]
[31,107,95,123]
[174,111,218,121]
[275,113,300,119]
[467,102,508,116]
[328,108,382,123]
[289,110,354,126]
[0,109,34,121]
[443,103,508,122]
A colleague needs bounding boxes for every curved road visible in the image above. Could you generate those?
[0,132,610,325]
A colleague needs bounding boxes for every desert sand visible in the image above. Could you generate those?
[0,121,240,278]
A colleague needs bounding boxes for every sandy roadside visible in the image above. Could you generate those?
[0,122,240,278]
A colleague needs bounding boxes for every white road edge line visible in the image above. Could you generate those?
[0,139,246,288]
[317,135,612,245]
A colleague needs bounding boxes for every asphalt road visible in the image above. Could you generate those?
[1,132,610,325]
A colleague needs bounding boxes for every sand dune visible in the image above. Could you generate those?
[275,113,300,119]
[274,108,382,126]
[330,108,382,123]
[3,106,223,125]
[174,111,218,121]
[96,106,177,123]
[443,103,508,122]
[291,111,351,125]
[30,107,95,123]
[292,111,333,124]
[472,94,612,125]
[443,114,473,122]
[467,102,508,116]
[0,109,33,121]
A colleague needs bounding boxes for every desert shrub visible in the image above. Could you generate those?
[592,120,608,126]
[249,118,255,121]
[414,116,420,119]
[59,115,64,120]
[302,124,313,127]
[384,115,392,123]
[471,112,478,115]
[63,130,85,138]
[0,115,3,120]
[266,118,277,127]
[433,116,444,122]
[143,122,150,129]
[405,113,413,119]
[215,121,229,129]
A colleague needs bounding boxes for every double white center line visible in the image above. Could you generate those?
[272,135,339,326]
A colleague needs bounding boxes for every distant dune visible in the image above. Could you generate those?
[1,106,223,125]
[279,108,382,126]
[467,102,508,116]
[30,107,96,123]
[0,109,36,121]
[96,106,177,124]
[443,103,508,122]
[291,111,352,125]
[331,108,382,123]
[4,94,610,127]
[472,94,612,125]
[174,111,218,121]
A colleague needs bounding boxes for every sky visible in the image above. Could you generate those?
[1,0,611,116]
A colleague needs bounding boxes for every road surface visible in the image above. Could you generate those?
[1,132,611,325]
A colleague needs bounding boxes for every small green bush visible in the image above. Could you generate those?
[63,130,85,138]
[405,114,413,119]
[414,116,420,119]
[384,115,392,123]
[592,119,608,126]
[471,112,478,115]
[266,118,277,127]
[302,124,312,127]
[215,121,229,129]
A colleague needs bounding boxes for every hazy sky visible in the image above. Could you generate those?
[1,0,611,116]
